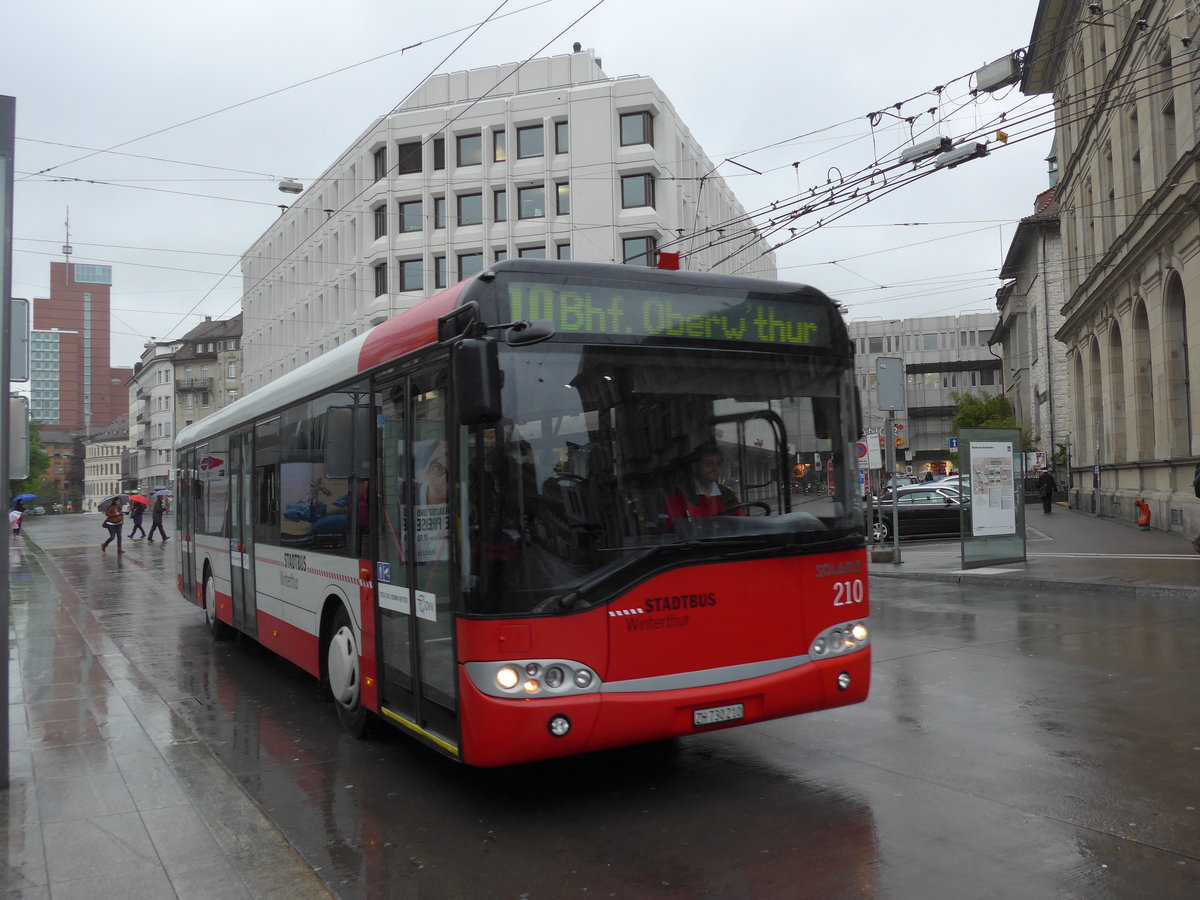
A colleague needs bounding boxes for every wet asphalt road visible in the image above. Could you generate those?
[17,514,1200,898]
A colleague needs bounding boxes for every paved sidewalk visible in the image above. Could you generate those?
[869,503,1200,601]
[4,533,331,898]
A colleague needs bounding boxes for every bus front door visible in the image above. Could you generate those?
[375,368,458,751]
[228,429,258,637]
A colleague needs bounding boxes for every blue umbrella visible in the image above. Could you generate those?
[13,493,36,503]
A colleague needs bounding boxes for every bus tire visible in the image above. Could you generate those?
[203,570,234,640]
[326,604,374,738]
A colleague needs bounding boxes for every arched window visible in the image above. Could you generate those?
[1089,338,1104,463]
[1108,322,1126,462]
[1073,352,1088,465]
[1163,272,1190,456]
[1132,300,1154,457]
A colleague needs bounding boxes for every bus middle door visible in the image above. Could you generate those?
[375,367,458,751]
[228,429,258,637]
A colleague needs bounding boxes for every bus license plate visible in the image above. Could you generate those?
[693,703,744,727]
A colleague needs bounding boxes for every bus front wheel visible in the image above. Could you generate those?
[326,605,374,738]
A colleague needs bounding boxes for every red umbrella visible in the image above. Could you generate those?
[129,495,151,507]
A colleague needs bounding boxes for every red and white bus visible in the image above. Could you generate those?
[175,259,869,767]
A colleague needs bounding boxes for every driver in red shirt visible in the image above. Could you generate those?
[665,444,744,524]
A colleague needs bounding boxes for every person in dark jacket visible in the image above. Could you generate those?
[147,495,170,542]
[128,501,147,539]
[1035,467,1057,514]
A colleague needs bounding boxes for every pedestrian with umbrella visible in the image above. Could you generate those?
[148,493,169,542]
[128,494,149,539]
[11,495,32,536]
[101,496,126,553]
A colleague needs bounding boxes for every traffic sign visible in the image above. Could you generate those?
[949,437,959,450]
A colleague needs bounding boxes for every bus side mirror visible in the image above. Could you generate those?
[454,338,502,425]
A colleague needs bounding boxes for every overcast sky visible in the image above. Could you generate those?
[5,0,1048,367]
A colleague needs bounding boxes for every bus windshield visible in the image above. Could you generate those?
[463,343,862,616]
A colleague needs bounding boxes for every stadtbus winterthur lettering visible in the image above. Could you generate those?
[507,282,825,346]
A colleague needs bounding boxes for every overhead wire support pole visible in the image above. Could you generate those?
[1,93,15,789]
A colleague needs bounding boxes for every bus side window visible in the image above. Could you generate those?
[255,465,279,544]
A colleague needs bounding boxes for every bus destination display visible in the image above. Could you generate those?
[506,281,830,347]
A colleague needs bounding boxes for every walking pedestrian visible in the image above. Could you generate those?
[128,501,147,539]
[1035,467,1056,515]
[101,499,125,553]
[148,495,170,542]
[9,506,23,538]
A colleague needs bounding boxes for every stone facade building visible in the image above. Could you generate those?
[1022,0,1200,534]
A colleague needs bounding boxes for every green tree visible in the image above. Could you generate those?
[949,391,1034,450]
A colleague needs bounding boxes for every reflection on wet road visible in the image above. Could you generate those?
[22,517,1200,897]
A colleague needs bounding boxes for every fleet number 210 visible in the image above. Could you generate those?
[832,579,865,606]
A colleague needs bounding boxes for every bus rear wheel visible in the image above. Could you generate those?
[327,605,374,738]
[203,572,234,640]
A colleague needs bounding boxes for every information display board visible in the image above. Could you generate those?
[959,428,1026,569]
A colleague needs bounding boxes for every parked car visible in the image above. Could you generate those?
[29,506,46,516]
[863,474,921,501]
[869,484,968,541]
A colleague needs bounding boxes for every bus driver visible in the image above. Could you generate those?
[664,443,745,524]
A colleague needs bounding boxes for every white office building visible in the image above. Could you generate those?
[241,48,776,391]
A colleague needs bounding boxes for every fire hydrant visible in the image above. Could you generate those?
[1134,497,1151,530]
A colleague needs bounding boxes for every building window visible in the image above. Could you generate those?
[517,125,544,158]
[493,131,507,163]
[555,120,569,153]
[458,253,483,281]
[556,243,571,260]
[518,185,546,219]
[556,182,570,215]
[979,369,996,386]
[373,205,387,239]
[457,192,483,226]
[225,339,237,350]
[399,200,422,233]
[201,392,211,408]
[398,259,423,292]
[868,336,883,353]
[621,173,655,209]
[922,333,939,350]
[434,196,446,229]
[228,361,237,378]
[619,111,653,147]
[457,133,482,167]
[493,189,507,222]
[434,256,447,289]
[373,263,387,297]
[494,249,508,262]
[396,141,422,175]
[433,137,445,171]
[622,236,656,266]
[373,146,387,181]
[519,246,546,259]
